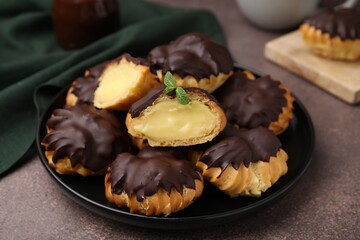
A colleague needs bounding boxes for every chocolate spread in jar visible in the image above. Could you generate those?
[52,0,119,49]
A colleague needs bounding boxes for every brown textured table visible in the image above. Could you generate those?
[1,0,359,239]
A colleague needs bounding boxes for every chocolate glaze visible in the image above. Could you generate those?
[72,61,108,105]
[137,146,188,160]
[108,148,201,201]
[129,87,219,118]
[200,125,281,169]
[129,88,163,118]
[118,53,150,66]
[305,8,360,40]
[214,71,286,129]
[42,105,131,171]
[148,32,233,79]
[200,136,252,170]
[72,53,149,105]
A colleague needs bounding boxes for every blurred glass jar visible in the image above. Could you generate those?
[52,0,119,50]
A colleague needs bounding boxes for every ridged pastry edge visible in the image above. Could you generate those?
[43,148,106,177]
[156,70,233,93]
[104,171,204,216]
[268,84,294,135]
[196,149,288,197]
[300,23,360,61]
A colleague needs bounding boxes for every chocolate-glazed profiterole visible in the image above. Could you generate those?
[105,147,203,216]
[196,125,288,197]
[42,105,131,176]
[126,87,226,148]
[300,8,360,60]
[214,71,294,135]
[148,32,234,93]
[66,53,160,110]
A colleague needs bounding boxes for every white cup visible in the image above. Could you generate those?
[235,0,358,31]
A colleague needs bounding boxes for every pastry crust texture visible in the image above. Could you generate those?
[197,148,288,197]
[156,69,233,94]
[126,88,226,147]
[105,172,203,216]
[44,149,105,176]
[300,23,360,61]
[268,84,294,135]
[66,82,78,106]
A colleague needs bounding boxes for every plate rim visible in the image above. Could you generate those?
[36,64,315,229]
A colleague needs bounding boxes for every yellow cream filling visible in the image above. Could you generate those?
[132,99,216,141]
[94,59,141,104]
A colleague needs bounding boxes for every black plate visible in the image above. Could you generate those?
[36,65,315,229]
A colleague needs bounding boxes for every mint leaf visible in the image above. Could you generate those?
[176,87,189,105]
[162,71,189,105]
[164,71,176,88]
[163,86,175,94]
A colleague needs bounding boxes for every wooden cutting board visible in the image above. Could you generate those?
[264,30,360,104]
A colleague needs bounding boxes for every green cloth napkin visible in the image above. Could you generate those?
[0,0,226,175]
